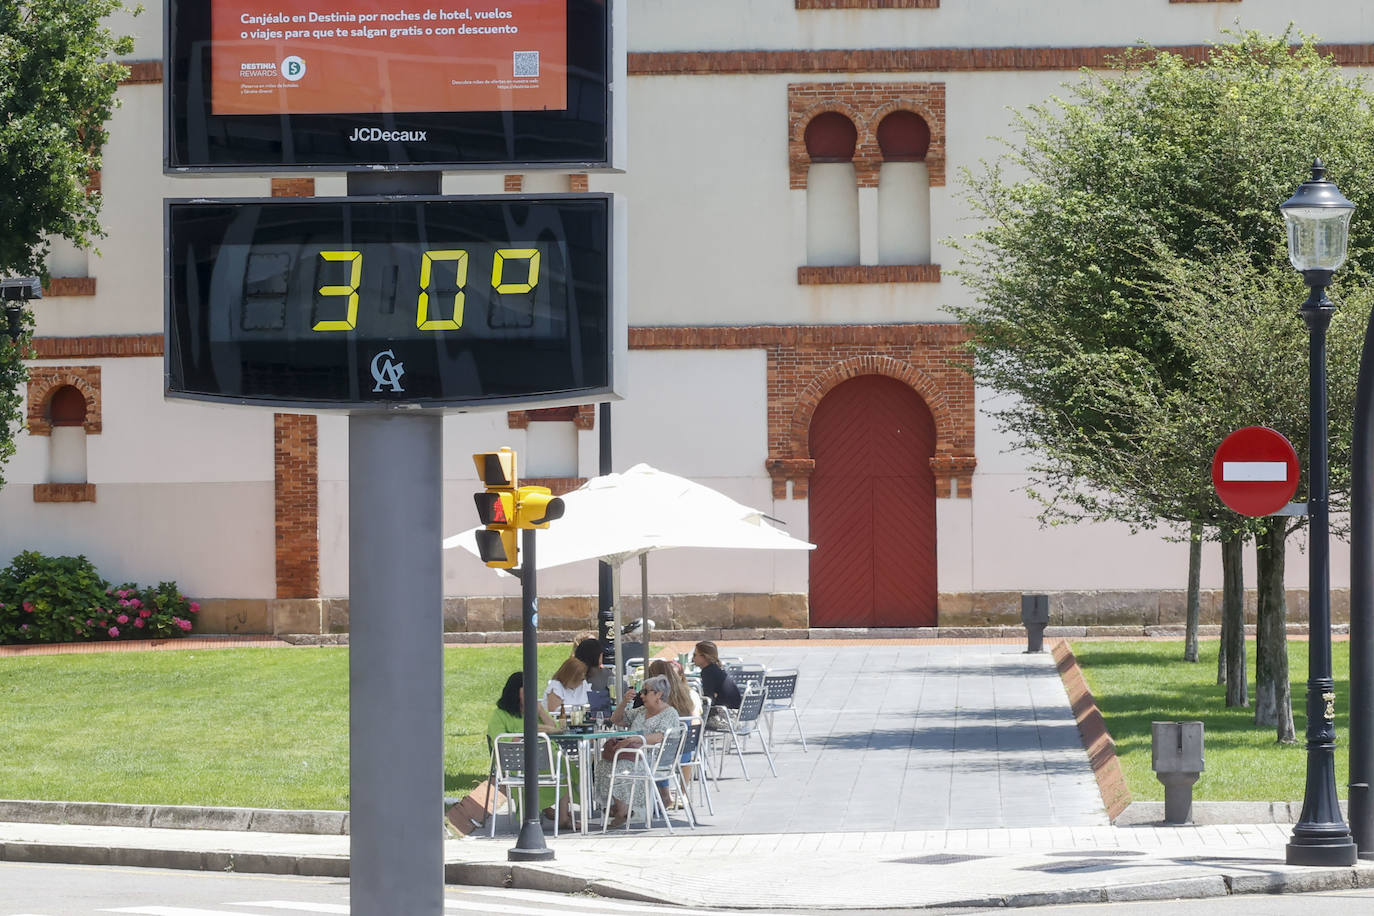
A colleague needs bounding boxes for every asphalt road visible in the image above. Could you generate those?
[8,861,1374,915]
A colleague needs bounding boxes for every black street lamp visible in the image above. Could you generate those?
[1281,160,1358,867]
[1,277,42,343]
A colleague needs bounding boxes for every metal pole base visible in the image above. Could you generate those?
[508,821,555,862]
[1286,830,1357,867]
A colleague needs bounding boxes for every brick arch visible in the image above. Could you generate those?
[790,101,866,188]
[791,357,953,459]
[868,100,945,186]
[27,367,101,436]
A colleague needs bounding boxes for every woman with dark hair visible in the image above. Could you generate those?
[575,636,612,693]
[487,671,572,829]
[694,640,741,713]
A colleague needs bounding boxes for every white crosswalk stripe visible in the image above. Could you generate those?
[100,908,262,915]
[226,904,349,914]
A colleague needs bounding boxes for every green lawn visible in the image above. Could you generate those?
[0,644,580,810]
[1072,639,1346,802]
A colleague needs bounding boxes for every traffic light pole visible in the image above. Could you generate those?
[509,527,553,861]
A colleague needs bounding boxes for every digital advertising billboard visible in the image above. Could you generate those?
[166,0,617,170]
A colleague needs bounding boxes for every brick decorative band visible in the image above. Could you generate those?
[521,477,587,495]
[630,323,969,349]
[629,44,1374,76]
[43,278,96,297]
[33,483,97,503]
[274,414,320,599]
[797,0,938,7]
[1054,640,1131,819]
[119,60,162,84]
[798,264,941,284]
[28,335,163,359]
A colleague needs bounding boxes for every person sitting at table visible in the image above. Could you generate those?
[574,636,613,710]
[634,659,701,809]
[595,673,681,828]
[694,640,741,727]
[487,671,574,829]
[545,655,590,721]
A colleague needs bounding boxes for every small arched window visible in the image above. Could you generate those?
[876,111,933,265]
[46,385,88,484]
[49,386,88,426]
[804,113,861,266]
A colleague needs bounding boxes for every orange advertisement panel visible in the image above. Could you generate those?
[211,0,567,115]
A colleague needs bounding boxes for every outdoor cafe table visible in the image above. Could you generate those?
[554,728,636,835]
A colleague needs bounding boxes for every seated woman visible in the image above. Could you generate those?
[594,673,681,828]
[487,671,574,830]
[544,656,589,721]
[574,636,613,711]
[693,640,741,728]
[643,658,701,809]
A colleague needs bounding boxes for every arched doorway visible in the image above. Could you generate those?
[808,375,937,627]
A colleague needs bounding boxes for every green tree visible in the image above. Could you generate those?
[0,1,133,490]
[952,30,1374,734]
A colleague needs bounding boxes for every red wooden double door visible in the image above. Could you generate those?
[808,375,938,628]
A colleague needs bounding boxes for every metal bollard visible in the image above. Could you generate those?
[1021,594,1049,653]
[1152,721,1204,824]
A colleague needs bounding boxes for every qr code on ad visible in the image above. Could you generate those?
[514,51,539,77]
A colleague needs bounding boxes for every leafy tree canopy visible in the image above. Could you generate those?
[0,0,132,490]
[952,30,1374,534]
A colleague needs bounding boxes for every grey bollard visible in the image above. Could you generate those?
[1021,594,1049,653]
[1152,721,1204,824]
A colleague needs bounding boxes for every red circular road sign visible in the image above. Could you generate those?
[1211,426,1301,517]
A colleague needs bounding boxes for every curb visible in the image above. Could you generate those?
[0,841,348,879]
[0,800,348,836]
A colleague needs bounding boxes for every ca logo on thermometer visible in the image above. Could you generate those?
[370,349,406,393]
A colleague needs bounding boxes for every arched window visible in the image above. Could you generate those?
[47,385,88,484]
[804,112,861,267]
[877,110,932,265]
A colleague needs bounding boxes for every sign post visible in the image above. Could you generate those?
[1211,426,1301,518]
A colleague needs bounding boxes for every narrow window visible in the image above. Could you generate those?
[805,112,861,266]
[877,111,932,265]
[47,385,88,484]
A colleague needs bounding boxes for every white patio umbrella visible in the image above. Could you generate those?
[444,463,814,688]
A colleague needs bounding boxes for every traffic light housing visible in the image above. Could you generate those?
[516,486,565,529]
[473,448,519,568]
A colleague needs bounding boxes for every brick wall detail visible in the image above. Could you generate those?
[798,265,941,284]
[26,366,101,436]
[504,174,523,192]
[119,60,162,85]
[507,404,596,429]
[798,0,938,7]
[789,82,945,189]
[34,483,96,503]
[628,44,1374,76]
[28,335,162,359]
[274,414,320,598]
[271,178,316,197]
[630,324,975,499]
[42,278,96,297]
[569,174,590,192]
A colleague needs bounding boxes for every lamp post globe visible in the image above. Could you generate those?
[1283,160,1358,867]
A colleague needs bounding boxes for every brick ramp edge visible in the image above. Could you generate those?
[1052,639,1131,820]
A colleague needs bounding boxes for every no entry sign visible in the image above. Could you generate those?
[1211,426,1301,517]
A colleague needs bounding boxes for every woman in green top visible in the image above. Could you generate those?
[488,671,573,829]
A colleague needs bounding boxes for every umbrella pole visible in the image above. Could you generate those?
[611,560,624,700]
[640,553,650,662]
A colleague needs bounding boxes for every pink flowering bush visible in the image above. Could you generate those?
[0,552,199,645]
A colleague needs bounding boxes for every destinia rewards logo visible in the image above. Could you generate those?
[348,127,429,142]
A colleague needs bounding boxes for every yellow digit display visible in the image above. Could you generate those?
[313,250,362,331]
[492,248,541,294]
[417,250,468,331]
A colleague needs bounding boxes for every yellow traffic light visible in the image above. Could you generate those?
[473,447,519,568]
[516,485,566,529]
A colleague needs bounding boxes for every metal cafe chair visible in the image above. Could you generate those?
[761,668,807,751]
[676,716,713,819]
[491,733,572,837]
[602,725,686,834]
[734,663,766,698]
[713,687,778,779]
